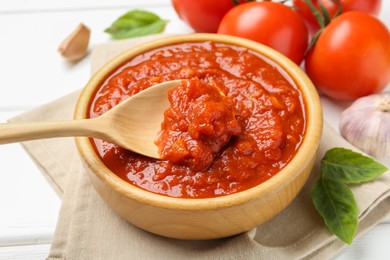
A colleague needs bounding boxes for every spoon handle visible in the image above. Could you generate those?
[0,119,100,144]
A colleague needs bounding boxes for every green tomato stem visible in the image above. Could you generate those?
[331,0,343,18]
[302,0,326,28]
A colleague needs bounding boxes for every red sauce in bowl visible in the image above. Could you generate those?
[89,41,305,198]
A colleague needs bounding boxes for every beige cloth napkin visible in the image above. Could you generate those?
[9,35,390,259]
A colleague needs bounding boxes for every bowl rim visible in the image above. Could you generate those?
[75,33,323,211]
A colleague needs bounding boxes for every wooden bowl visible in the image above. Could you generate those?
[74,34,323,240]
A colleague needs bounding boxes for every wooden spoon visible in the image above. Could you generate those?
[0,80,182,159]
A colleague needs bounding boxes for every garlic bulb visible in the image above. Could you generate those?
[340,92,390,159]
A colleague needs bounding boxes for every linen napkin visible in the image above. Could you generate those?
[9,35,390,259]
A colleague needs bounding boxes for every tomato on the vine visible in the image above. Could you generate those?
[217,2,308,65]
[293,0,382,35]
[171,0,243,33]
[305,11,390,101]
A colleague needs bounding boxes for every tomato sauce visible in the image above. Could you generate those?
[89,41,305,198]
[155,78,242,171]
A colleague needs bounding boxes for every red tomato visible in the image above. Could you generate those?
[171,0,239,33]
[293,0,382,35]
[305,11,390,101]
[217,2,308,65]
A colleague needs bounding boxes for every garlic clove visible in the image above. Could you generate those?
[339,92,390,159]
[58,23,91,62]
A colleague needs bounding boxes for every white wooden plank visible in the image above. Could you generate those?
[0,226,53,246]
[0,244,50,260]
[0,7,191,109]
[0,110,24,122]
[0,111,60,247]
[0,0,171,13]
[0,142,60,245]
[335,222,390,259]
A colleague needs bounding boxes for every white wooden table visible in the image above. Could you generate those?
[0,1,389,258]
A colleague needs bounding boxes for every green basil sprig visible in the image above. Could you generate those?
[104,10,167,39]
[311,148,388,244]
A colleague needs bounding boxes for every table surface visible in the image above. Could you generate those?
[0,1,389,259]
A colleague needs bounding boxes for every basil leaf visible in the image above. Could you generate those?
[321,148,388,184]
[311,147,387,244]
[104,10,167,39]
[111,10,161,29]
[311,178,358,244]
[106,20,167,40]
